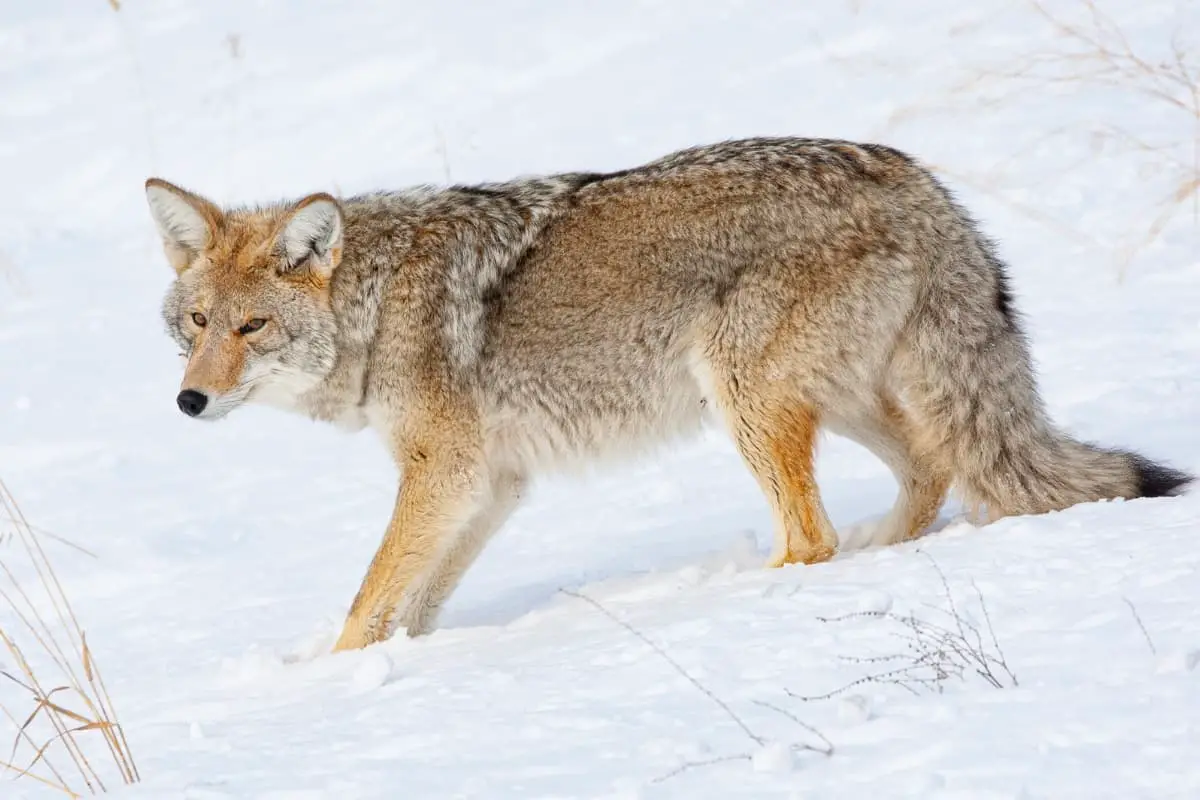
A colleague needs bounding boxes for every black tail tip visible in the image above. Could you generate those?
[1129,453,1194,499]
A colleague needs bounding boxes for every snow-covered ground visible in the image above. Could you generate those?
[2,0,1199,797]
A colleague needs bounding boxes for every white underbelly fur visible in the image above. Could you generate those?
[483,369,717,477]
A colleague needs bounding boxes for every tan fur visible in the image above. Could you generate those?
[334,405,485,651]
[146,137,1191,651]
[183,328,247,395]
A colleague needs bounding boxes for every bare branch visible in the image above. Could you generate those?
[562,589,832,785]
[1122,596,1158,656]
[882,0,1199,273]
[750,700,834,756]
[561,588,762,747]
[651,754,750,785]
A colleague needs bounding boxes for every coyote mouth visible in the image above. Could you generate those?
[184,388,251,421]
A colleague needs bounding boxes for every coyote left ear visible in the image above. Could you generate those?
[278,194,343,279]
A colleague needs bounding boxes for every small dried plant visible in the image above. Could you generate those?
[1,480,138,796]
[790,555,1017,702]
[1011,1,1197,270]
[888,0,1199,274]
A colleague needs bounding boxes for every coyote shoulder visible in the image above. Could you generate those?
[144,137,1191,651]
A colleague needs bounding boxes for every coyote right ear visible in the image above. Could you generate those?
[144,178,222,274]
[277,193,343,280]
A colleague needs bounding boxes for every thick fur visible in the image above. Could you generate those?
[146,137,1192,651]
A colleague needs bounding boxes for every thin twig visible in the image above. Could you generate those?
[562,589,832,785]
[562,589,762,746]
[972,579,1018,687]
[750,700,834,755]
[1122,596,1158,656]
[651,754,750,784]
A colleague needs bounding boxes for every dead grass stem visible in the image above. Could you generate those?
[0,480,138,795]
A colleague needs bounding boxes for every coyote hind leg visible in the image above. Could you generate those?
[875,392,951,544]
[706,372,838,567]
[831,391,951,547]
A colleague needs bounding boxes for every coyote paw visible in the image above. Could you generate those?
[766,543,837,568]
[331,614,388,652]
[331,630,372,653]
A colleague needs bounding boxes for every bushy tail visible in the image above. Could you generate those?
[902,227,1192,519]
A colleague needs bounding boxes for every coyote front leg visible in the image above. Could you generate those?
[396,470,526,637]
[332,444,483,652]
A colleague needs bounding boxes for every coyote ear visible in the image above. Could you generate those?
[144,178,222,274]
[278,194,343,279]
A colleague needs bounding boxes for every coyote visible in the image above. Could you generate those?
[145,137,1191,651]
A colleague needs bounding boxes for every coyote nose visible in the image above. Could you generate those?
[176,390,208,417]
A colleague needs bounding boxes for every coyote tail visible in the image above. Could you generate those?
[903,201,1192,518]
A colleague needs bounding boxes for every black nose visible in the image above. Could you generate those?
[176,390,208,417]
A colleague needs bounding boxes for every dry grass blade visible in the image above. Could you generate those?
[13,716,119,791]
[0,630,97,791]
[0,756,79,797]
[82,634,94,683]
[21,728,85,783]
[1,479,139,794]
[42,697,95,727]
[6,524,100,561]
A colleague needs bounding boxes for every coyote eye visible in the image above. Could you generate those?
[190,312,207,327]
[238,318,267,335]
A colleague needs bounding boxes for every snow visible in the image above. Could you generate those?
[2,0,1199,797]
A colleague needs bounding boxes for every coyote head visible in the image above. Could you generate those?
[145,179,342,420]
